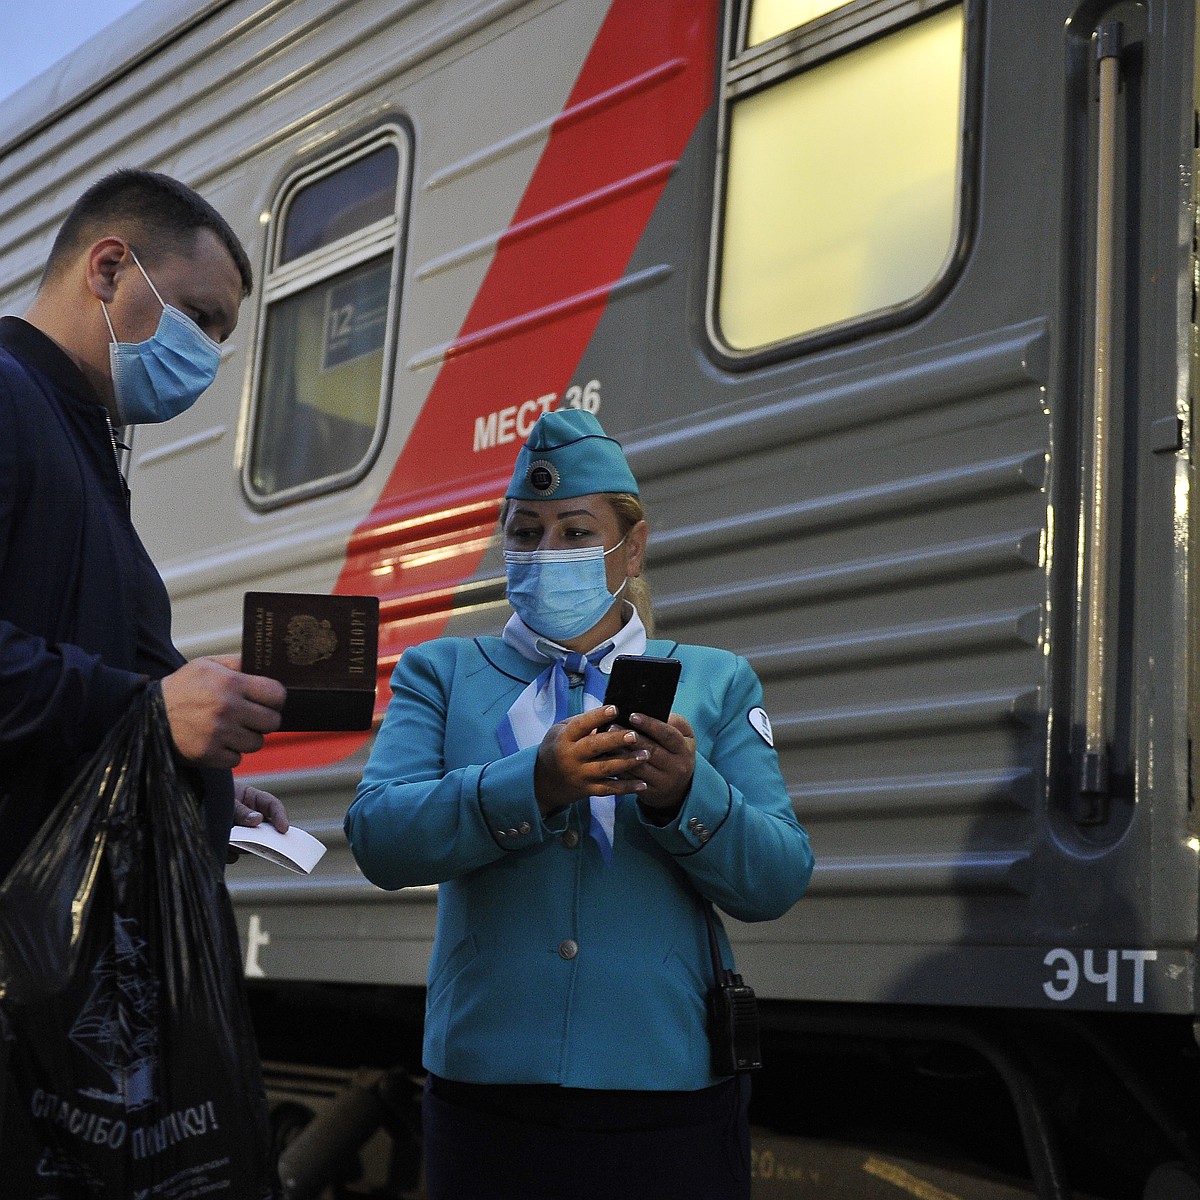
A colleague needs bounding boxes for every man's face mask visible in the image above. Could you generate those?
[100,248,222,425]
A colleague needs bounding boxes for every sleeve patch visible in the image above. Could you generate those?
[748,706,774,747]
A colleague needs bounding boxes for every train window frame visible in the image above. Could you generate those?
[241,123,411,510]
[706,0,980,367]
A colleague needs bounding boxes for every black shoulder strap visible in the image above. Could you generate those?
[702,900,729,987]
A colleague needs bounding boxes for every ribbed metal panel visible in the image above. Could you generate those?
[1,0,1195,1019]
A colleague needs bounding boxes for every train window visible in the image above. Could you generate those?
[279,148,400,264]
[712,2,966,356]
[747,1,846,46]
[244,128,409,506]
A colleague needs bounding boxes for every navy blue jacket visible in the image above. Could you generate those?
[0,317,232,880]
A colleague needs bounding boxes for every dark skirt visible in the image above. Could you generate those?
[422,1074,752,1200]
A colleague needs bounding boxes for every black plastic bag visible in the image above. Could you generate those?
[0,685,277,1199]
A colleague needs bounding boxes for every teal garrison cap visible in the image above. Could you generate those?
[505,409,639,500]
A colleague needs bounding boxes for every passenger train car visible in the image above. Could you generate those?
[1,0,1197,1195]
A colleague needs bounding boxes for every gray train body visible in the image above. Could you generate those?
[1,0,1197,1194]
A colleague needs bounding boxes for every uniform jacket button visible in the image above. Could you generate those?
[517,820,532,835]
[561,830,581,849]
[558,939,579,960]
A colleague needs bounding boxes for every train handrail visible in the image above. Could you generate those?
[1080,22,1124,799]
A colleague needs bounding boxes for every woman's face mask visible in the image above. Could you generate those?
[101,249,222,425]
[504,538,627,643]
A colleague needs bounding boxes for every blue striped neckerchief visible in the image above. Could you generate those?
[496,606,647,865]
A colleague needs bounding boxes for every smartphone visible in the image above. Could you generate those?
[603,654,682,727]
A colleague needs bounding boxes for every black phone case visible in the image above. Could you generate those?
[602,654,681,725]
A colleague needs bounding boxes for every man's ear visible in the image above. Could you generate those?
[84,237,131,303]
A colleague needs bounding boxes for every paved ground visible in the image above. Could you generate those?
[749,1131,1086,1200]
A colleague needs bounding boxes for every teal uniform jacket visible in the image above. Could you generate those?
[345,635,814,1092]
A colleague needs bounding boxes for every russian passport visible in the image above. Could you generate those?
[241,592,380,731]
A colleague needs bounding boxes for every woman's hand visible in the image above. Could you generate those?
[534,705,648,816]
[623,713,696,821]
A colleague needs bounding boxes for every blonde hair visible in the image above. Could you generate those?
[603,492,654,636]
[497,492,655,636]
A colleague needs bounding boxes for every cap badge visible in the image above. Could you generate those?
[526,459,560,496]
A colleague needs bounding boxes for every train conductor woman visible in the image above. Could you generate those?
[345,408,814,1199]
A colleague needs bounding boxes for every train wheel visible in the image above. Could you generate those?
[1144,1163,1200,1200]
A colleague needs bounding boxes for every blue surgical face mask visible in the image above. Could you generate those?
[101,250,222,425]
[504,538,628,643]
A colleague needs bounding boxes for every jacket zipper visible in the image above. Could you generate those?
[103,413,132,513]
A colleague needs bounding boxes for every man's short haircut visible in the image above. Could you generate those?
[44,169,253,296]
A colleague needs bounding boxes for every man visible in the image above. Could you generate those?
[0,171,288,1196]
[0,168,287,880]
